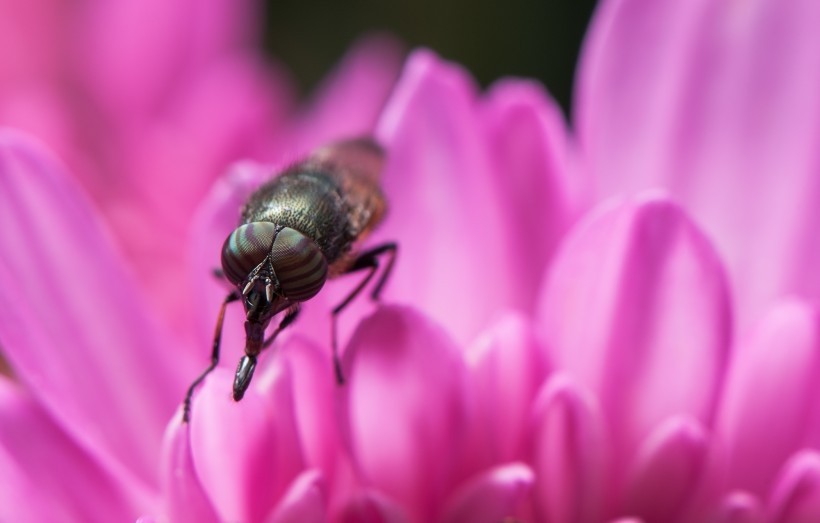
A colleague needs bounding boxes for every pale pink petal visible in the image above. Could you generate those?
[713,492,764,523]
[342,305,469,522]
[537,194,731,462]
[481,79,588,312]
[294,34,404,151]
[531,374,606,523]
[265,470,326,523]
[160,421,221,523]
[0,377,151,522]
[715,299,820,497]
[0,129,187,484]
[337,490,410,523]
[375,50,527,345]
[577,0,820,330]
[465,312,549,470]
[622,416,710,521]
[440,463,534,523]
[768,451,820,523]
[188,367,305,523]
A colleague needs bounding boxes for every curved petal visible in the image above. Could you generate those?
[714,492,764,523]
[768,451,820,523]
[622,416,711,521]
[0,129,185,484]
[188,366,305,523]
[336,490,410,523]
[715,299,820,497]
[531,374,606,523]
[440,463,534,523]
[374,50,509,346]
[0,377,151,522]
[342,305,469,522]
[536,194,731,461]
[465,312,549,470]
[160,420,221,523]
[265,470,326,523]
[577,0,820,329]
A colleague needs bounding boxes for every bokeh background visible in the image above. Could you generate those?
[262,0,599,116]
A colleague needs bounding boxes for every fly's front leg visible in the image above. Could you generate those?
[331,242,397,383]
[183,290,240,422]
[262,304,301,349]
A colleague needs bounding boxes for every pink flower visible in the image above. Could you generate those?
[3,0,820,523]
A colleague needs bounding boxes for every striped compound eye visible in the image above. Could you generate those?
[221,222,278,286]
[270,227,328,301]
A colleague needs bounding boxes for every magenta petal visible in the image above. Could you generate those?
[716,299,820,497]
[0,129,184,484]
[622,416,710,521]
[265,470,326,523]
[465,312,549,469]
[160,421,220,523]
[537,194,731,459]
[714,492,764,523]
[375,50,535,345]
[768,451,820,523]
[189,367,305,523]
[577,0,820,329]
[531,374,605,523]
[0,378,150,522]
[343,305,469,521]
[440,463,534,523]
[337,490,410,523]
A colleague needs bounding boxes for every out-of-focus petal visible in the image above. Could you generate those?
[294,34,404,151]
[714,492,764,523]
[188,367,305,523]
[160,419,220,523]
[536,194,731,462]
[440,463,534,523]
[265,470,326,523]
[481,79,588,312]
[336,490,410,523]
[715,299,820,497]
[342,305,469,522]
[376,50,534,345]
[622,416,710,521]
[767,451,820,523]
[531,374,605,523]
[0,129,186,484]
[0,377,151,522]
[465,312,549,470]
[577,0,820,329]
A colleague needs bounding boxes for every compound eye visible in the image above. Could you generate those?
[270,227,328,301]
[221,222,278,285]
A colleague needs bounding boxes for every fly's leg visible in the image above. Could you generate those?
[182,291,240,422]
[332,242,397,383]
[262,304,301,349]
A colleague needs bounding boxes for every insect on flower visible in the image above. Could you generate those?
[183,137,396,422]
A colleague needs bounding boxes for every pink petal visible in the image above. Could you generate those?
[188,367,305,523]
[768,451,820,523]
[336,490,410,523]
[293,34,404,150]
[714,492,764,523]
[375,50,550,345]
[622,416,710,521]
[577,0,820,330]
[531,374,605,523]
[715,299,820,497]
[265,470,326,523]
[440,463,534,523]
[0,129,187,484]
[480,79,589,312]
[0,377,151,522]
[465,312,549,470]
[160,421,220,523]
[536,194,731,462]
[342,305,469,522]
